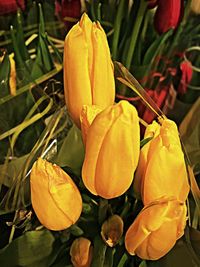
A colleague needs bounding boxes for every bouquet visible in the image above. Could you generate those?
[0,1,199,267]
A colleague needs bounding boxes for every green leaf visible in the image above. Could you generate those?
[31,4,54,80]
[10,25,29,73]
[0,52,10,98]
[16,10,29,61]
[143,30,173,65]
[189,227,200,259]
[112,0,129,60]
[54,125,84,176]
[46,35,62,64]
[69,224,84,237]
[140,137,153,148]
[139,260,147,267]
[98,198,109,225]
[26,1,38,26]
[91,236,107,267]
[146,232,200,267]
[0,154,29,187]
[116,253,128,267]
[0,230,55,267]
[82,203,93,215]
[104,247,115,267]
[0,63,62,106]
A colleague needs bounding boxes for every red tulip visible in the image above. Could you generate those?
[0,0,25,15]
[154,0,182,34]
[55,0,81,29]
[178,60,193,95]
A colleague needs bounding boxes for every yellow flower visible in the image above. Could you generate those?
[134,119,189,205]
[70,237,93,267]
[133,121,160,198]
[64,13,115,128]
[125,197,187,260]
[82,100,140,199]
[30,158,82,231]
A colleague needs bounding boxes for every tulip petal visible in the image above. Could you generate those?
[82,105,115,195]
[31,158,82,230]
[48,163,82,225]
[80,104,102,145]
[136,217,178,260]
[95,103,140,198]
[64,18,92,127]
[125,198,187,260]
[82,101,140,198]
[125,200,169,256]
[142,120,189,205]
[154,0,182,34]
[64,13,115,128]
[91,22,115,107]
[79,13,93,80]
[134,121,160,198]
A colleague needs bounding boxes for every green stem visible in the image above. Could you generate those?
[9,210,18,243]
[159,0,192,89]
[112,0,127,60]
[167,0,192,58]
[125,0,147,70]
[91,236,107,267]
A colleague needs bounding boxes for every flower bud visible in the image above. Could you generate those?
[125,197,187,260]
[101,214,124,247]
[134,119,189,205]
[64,13,115,128]
[154,0,182,35]
[30,158,82,230]
[70,237,93,267]
[82,100,140,199]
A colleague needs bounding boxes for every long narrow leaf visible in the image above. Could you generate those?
[0,51,10,97]
[143,30,173,65]
[114,61,165,117]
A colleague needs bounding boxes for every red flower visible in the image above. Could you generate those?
[55,0,81,29]
[178,61,193,95]
[138,87,168,124]
[0,0,25,15]
[154,0,182,34]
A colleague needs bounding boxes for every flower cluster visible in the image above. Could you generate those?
[125,119,189,259]
[30,13,190,265]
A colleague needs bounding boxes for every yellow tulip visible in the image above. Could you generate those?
[82,100,140,199]
[125,197,187,260]
[64,13,115,128]
[70,237,93,267]
[134,119,189,205]
[30,158,82,231]
[133,121,160,198]
[80,105,102,145]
